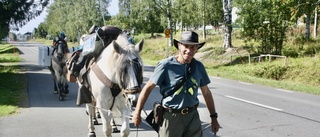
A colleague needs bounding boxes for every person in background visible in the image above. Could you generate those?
[132,31,220,137]
[53,31,68,47]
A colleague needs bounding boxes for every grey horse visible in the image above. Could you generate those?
[48,41,70,101]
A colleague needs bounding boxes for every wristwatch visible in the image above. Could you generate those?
[210,113,218,118]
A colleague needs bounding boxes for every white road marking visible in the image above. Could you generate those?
[238,82,252,85]
[276,89,294,93]
[225,95,283,111]
[211,76,221,79]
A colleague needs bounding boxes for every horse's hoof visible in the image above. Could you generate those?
[59,96,65,101]
[65,89,69,94]
[53,90,58,94]
[112,127,120,133]
[96,112,101,118]
[88,132,96,137]
[93,118,99,125]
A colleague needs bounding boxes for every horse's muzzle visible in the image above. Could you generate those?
[57,53,63,61]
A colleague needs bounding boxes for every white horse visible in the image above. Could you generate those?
[84,33,144,137]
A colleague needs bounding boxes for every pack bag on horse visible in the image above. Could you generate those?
[48,31,70,101]
[67,25,123,106]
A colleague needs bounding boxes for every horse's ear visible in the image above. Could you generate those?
[135,39,144,52]
[113,41,123,54]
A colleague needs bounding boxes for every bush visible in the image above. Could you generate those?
[282,48,299,58]
[253,64,288,80]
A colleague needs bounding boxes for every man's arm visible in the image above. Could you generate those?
[200,85,220,133]
[133,80,156,127]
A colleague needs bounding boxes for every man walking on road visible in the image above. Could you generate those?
[132,31,220,137]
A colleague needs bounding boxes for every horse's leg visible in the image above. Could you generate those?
[96,107,101,118]
[92,99,99,125]
[86,103,96,137]
[112,118,120,133]
[53,80,58,94]
[49,66,58,94]
[99,108,112,137]
[120,106,130,137]
[58,82,65,101]
[61,78,68,96]
[64,82,69,94]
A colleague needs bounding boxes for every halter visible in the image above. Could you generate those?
[52,42,68,66]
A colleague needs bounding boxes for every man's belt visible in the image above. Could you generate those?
[164,104,198,115]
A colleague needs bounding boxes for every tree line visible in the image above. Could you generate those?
[3,0,320,55]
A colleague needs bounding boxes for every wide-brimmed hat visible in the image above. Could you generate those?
[173,31,205,50]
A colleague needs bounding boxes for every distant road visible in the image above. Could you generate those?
[1,42,320,137]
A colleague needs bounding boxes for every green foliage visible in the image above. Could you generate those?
[0,66,26,116]
[0,45,21,62]
[282,48,299,58]
[0,44,25,116]
[0,0,49,38]
[40,0,108,42]
[236,0,291,55]
[252,63,288,80]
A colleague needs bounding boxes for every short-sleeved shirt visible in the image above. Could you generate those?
[150,56,211,109]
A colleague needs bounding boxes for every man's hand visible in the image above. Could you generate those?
[211,118,220,133]
[132,112,142,127]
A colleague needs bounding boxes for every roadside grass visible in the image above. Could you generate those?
[140,30,320,95]
[2,28,319,116]
[0,44,26,117]
[31,30,320,96]
[0,25,318,118]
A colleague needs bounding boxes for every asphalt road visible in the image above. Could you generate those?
[1,42,320,137]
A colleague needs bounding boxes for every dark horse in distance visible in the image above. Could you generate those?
[48,40,70,101]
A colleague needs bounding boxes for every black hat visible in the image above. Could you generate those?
[173,31,205,50]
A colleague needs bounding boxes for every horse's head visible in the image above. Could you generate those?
[55,41,69,62]
[111,33,144,94]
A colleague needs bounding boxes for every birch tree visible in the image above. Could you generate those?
[223,0,232,48]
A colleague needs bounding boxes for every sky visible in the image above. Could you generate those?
[16,0,119,34]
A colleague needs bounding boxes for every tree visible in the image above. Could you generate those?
[0,0,49,38]
[44,0,108,42]
[152,0,175,46]
[237,0,291,55]
[288,0,319,39]
[223,0,233,48]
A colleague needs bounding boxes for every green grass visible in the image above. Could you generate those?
[2,29,319,117]
[0,45,22,63]
[0,44,26,117]
[140,31,320,95]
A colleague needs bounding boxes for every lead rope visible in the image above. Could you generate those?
[136,126,139,137]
